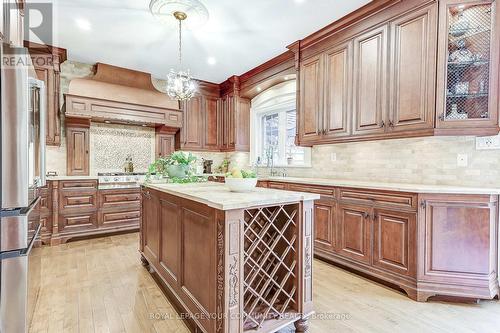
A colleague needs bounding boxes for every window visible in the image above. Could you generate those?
[250,80,311,167]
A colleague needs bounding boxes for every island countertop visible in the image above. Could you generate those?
[144,181,320,210]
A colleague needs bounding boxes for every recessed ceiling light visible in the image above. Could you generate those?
[104,120,111,124]
[294,0,306,3]
[257,87,262,92]
[284,76,289,80]
[75,18,91,31]
[207,57,217,65]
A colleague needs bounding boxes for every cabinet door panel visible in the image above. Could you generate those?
[299,55,323,143]
[314,200,336,252]
[66,126,89,176]
[142,191,160,263]
[324,41,352,138]
[182,96,203,149]
[156,134,175,158]
[389,4,437,132]
[204,96,219,150]
[352,25,388,135]
[373,209,416,277]
[338,204,371,264]
[235,98,250,151]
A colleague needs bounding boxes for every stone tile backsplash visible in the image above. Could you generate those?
[239,135,500,187]
[90,123,155,174]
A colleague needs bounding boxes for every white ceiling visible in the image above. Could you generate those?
[41,0,371,83]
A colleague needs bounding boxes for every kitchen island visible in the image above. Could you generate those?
[140,182,319,333]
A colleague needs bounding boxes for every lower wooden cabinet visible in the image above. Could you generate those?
[372,209,416,277]
[416,194,499,301]
[338,204,372,264]
[263,180,499,302]
[66,118,90,176]
[313,199,337,252]
[45,180,141,244]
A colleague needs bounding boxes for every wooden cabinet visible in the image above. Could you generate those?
[180,96,204,150]
[323,41,352,139]
[352,25,388,136]
[435,0,499,135]
[338,204,372,264]
[299,54,323,143]
[141,188,160,264]
[372,209,416,277]
[203,96,219,150]
[295,0,499,145]
[388,5,437,133]
[66,118,90,176]
[26,42,67,146]
[417,194,499,301]
[155,126,176,158]
[314,199,337,252]
[47,179,141,244]
[219,94,250,152]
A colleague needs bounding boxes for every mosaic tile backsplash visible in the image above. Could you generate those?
[90,123,155,174]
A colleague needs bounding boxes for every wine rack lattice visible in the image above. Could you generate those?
[243,204,298,331]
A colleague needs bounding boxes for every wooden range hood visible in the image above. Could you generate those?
[65,63,182,127]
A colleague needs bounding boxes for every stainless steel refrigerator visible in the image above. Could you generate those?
[0,42,46,333]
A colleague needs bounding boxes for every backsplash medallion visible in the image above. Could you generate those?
[90,123,155,174]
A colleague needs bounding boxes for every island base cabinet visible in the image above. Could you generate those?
[417,194,500,302]
[139,186,315,333]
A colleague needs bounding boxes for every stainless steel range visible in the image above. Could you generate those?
[97,172,147,190]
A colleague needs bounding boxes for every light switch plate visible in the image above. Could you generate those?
[476,135,500,150]
[457,154,468,167]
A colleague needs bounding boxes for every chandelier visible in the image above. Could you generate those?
[164,11,196,101]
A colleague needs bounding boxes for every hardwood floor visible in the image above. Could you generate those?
[30,233,500,333]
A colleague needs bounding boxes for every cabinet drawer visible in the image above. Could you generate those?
[339,188,417,210]
[59,190,97,211]
[60,180,97,190]
[99,189,141,209]
[268,182,288,190]
[59,212,98,233]
[99,209,140,228]
[288,183,336,199]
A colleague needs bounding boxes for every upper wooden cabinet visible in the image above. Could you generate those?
[435,0,499,135]
[155,126,176,158]
[204,96,219,150]
[323,41,352,139]
[179,96,204,150]
[295,0,498,145]
[389,4,437,132]
[299,55,323,143]
[26,42,68,146]
[352,24,388,136]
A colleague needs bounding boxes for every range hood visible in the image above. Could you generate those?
[65,63,182,127]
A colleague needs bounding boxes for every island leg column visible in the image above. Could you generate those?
[295,199,315,332]
[217,210,244,333]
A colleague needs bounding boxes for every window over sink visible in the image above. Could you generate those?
[250,80,311,167]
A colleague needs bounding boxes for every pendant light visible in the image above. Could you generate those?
[165,11,196,101]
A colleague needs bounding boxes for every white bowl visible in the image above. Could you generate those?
[225,178,257,192]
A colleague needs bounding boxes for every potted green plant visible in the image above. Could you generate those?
[147,152,197,181]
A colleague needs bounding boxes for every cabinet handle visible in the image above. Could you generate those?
[363,212,370,219]
[439,114,445,121]
[142,191,151,199]
[380,121,385,128]
[389,120,394,128]
[372,213,377,220]
[420,200,426,209]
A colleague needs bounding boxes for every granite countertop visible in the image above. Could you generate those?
[47,175,99,180]
[144,182,320,211]
[262,176,500,195]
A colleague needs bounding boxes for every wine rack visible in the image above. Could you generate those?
[243,204,299,331]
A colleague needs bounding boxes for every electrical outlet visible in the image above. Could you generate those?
[476,135,500,150]
[330,153,337,162]
[457,154,468,167]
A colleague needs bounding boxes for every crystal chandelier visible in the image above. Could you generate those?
[165,11,196,101]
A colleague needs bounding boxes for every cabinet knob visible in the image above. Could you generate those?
[363,212,370,219]
[380,121,385,128]
[420,200,426,209]
[389,120,394,128]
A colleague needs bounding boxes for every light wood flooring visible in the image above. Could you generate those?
[29,233,500,333]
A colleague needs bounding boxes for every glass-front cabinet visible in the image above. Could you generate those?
[436,0,499,134]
